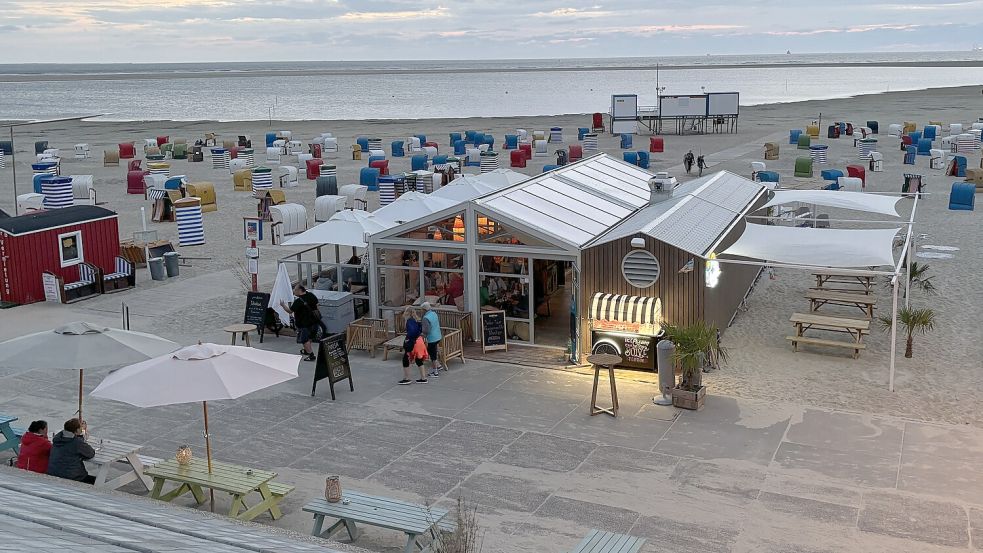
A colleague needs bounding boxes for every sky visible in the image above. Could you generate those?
[1,0,983,63]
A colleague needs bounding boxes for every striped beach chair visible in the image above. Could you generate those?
[101,257,136,293]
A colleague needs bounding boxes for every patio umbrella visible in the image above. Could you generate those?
[90,343,300,474]
[373,191,460,224]
[282,209,394,248]
[0,322,179,421]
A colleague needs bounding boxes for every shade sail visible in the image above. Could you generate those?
[282,209,393,247]
[762,190,901,217]
[721,223,900,267]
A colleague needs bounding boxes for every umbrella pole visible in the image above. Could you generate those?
[78,368,83,422]
[202,400,215,511]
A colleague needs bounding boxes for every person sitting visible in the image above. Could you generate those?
[314,270,335,291]
[16,420,51,474]
[46,418,96,484]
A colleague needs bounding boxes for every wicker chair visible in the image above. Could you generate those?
[346,317,389,357]
[439,327,465,367]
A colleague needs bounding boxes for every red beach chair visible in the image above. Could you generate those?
[127,170,148,195]
[591,112,604,133]
[649,137,664,153]
[846,164,866,185]
[118,143,136,159]
[156,136,169,147]
[568,145,583,161]
[306,158,323,180]
[519,143,532,161]
[424,141,439,151]
[128,159,142,171]
[510,150,526,168]
[229,146,239,160]
[369,159,390,176]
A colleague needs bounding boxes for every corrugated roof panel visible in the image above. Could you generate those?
[569,166,650,204]
[483,196,593,247]
[522,181,624,228]
[648,198,737,255]
[593,155,657,183]
[506,188,612,235]
[536,178,631,220]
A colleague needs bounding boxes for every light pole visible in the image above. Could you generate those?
[6,114,105,215]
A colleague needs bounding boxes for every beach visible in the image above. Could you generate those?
[1,83,982,552]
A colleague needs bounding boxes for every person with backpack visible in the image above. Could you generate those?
[280,285,320,361]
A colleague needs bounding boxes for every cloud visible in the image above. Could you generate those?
[532,7,613,18]
[764,23,921,36]
[338,6,449,21]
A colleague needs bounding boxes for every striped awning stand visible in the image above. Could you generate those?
[589,293,663,335]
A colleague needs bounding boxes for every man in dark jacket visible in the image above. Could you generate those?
[46,418,96,484]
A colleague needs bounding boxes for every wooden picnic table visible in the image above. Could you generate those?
[0,414,20,455]
[145,458,293,522]
[787,312,870,358]
[812,271,874,294]
[86,437,154,491]
[304,491,454,553]
[805,289,877,319]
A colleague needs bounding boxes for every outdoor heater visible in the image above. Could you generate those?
[588,293,664,371]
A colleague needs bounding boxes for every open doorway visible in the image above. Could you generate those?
[531,259,573,348]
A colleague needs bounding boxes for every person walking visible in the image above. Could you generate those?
[697,154,706,176]
[683,150,695,174]
[16,420,51,474]
[47,418,96,484]
[420,302,443,378]
[280,285,319,361]
[399,306,429,385]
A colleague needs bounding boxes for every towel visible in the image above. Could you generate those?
[269,263,294,326]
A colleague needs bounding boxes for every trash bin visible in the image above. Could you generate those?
[654,340,676,405]
[148,257,167,281]
[163,252,180,277]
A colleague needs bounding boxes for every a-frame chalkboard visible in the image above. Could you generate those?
[312,332,354,400]
[243,291,270,343]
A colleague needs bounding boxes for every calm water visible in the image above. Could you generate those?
[1,53,981,121]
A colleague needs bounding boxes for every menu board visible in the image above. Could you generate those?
[243,291,270,342]
[313,332,354,400]
[481,310,507,353]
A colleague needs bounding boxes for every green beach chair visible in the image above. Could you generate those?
[797,134,811,150]
[794,157,813,178]
[172,143,188,160]
[160,143,173,157]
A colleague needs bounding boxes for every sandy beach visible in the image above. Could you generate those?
[1,84,982,552]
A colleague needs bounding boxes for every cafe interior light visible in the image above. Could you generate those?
[705,252,721,288]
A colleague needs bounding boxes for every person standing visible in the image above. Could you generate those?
[47,418,96,484]
[16,420,51,474]
[280,285,318,361]
[399,306,429,385]
[421,302,443,377]
[683,150,695,174]
[697,154,706,177]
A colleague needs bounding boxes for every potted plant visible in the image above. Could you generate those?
[877,306,936,358]
[662,321,726,410]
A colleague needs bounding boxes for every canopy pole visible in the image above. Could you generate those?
[77,368,84,421]
[889,277,899,392]
[202,400,215,511]
[904,232,913,307]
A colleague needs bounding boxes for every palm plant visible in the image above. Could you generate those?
[878,306,936,358]
[886,261,936,296]
[662,321,727,389]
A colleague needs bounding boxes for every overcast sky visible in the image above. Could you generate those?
[2,0,982,63]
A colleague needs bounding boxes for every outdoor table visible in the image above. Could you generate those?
[0,413,20,455]
[587,353,622,417]
[222,323,256,346]
[812,271,874,295]
[87,437,153,491]
[145,458,286,521]
[788,312,870,359]
[805,289,877,319]
[303,491,453,553]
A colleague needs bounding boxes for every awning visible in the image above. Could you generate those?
[762,190,901,217]
[721,223,900,267]
[282,209,394,248]
[589,293,662,325]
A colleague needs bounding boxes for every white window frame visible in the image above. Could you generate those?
[58,230,84,267]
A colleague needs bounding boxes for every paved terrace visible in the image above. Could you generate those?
[2,345,983,553]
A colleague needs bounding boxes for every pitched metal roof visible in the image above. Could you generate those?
[589,171,766,256]
[474,154,654,248]
[0,206,117,236]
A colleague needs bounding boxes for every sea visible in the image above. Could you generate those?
[1,52,982,122]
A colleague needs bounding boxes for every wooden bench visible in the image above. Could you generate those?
[347,317,389,357]
[439,327,465,367]
[805,289,876,318]
[45,264,100,304]
[99,256,136,293]
[786,336,867,357]
[568,529,646,553]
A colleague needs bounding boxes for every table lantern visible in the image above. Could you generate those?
[325,475,342,503]
[175,445,193,466]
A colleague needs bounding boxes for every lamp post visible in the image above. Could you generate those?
[6,115,105,215]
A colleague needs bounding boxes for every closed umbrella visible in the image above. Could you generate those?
[90,343,300,475]
[0,322,179,421]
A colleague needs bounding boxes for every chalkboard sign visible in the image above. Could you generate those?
[243,291,270,343]
[313,332,354,400]
[481,310,507,353]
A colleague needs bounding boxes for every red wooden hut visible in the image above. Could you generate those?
[0,206,120,305]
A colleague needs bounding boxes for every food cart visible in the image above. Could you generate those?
[588,293,663,371]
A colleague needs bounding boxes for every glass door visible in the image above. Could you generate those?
[478,255,533,343]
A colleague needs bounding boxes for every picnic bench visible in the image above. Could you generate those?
[569,529,646,553]
[0,414,20,456]
[88,437,154,491]
[303,491,455,553]
[145,458,294,522]
[787,312,870,358]
[805,289,877,319]
[812,271,874,295]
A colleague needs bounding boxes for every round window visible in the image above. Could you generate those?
[621,250,661,288]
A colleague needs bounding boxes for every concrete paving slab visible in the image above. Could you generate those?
[425,363,523,394]
[630,513,741,553]
[901,421,983,461]
[496,369,596,399]
[414,420,522,460]
[226,436,322,470]
[455,388,582,432]
[970,508,983,551]
[370,450,481,500]
[655,414,788,465]
[670,459,766,500]
[364,384,485,418]
[576,446,680,477]
[289,436,412,479]
[758,491,858,526]
[345,410,451,448]
[493,432,596,472]
[898,452,983,504]
[457,473,553,513]
[550,408,673,450]
[758,473,863,508]
[858,491,969,548]
[784,409,904,458]
[773,442,900,488]
[534,495,640,534]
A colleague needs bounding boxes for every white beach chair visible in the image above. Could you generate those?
[533,140,548,158]
[70,175,96,205]
[838,177,863,192]
[950,123,963,135]
[266,147,281,164]
[323,137,339,155]
[369,149,386,158]
[269,203,307,245]
[229,158,248,175]
[273,139,287,155]
[532,130,546,142]
[278,165,298,187]
[17,193,44,213]
[143,173,167,192]
[288,140,304,155]
[74,144,90,159]
[144,138,158,150]
[314,195,347,222]
[278,130,292,140]
[929,149,945,169]
[749,161,765,180]
[298,153,313,166]
[340,184,368,210]
[407,137,422,153]
[888,124,902,137]
[516,129,530,144]
[869,151,884,172]
[423,146,438,158]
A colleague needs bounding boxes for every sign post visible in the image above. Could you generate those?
[243,217,263,292]
[480,310,507,353]
[312,333,354,400]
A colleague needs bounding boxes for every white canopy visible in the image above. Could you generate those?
[722,223,900,267]
[282,209,394,247]
[373,191,460,224]
[762,190,901,217]
[432,170,525,202]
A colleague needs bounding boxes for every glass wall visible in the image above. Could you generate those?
[377,247,467,312]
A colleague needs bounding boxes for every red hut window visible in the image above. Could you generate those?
[58,231,84,267]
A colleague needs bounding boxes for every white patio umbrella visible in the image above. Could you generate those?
[281,209,393,248]
[91,343,300,475]
[0,322,179,421]
[373,191,460,224]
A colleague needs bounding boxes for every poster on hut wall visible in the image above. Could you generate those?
[42,273,60,302]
